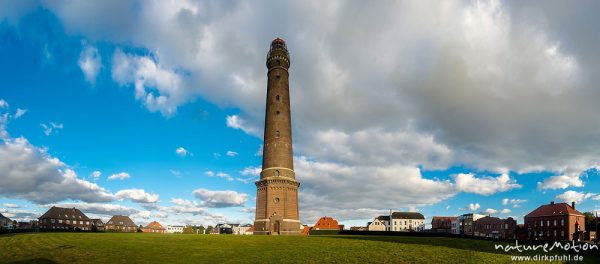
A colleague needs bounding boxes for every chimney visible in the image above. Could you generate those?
[550,201,555,205]
[571,202,576,209]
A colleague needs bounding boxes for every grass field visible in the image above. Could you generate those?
[1,233,598,263]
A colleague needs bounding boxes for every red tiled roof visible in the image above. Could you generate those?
[145,221,165,230]
[525,202,583,218]
[314,216,340,230]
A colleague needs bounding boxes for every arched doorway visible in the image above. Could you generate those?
[274,221,281,235]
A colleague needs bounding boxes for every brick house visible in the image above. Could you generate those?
[142,221,165,233]
[458,213,486,235]
[431,216,457,233]
[38,206,92,231]
[313,216,343,230]
[0,213,12,230]
[524,201,586,241]
[105,215,137,232]
[473,216,517,239]
[91,219,104,231]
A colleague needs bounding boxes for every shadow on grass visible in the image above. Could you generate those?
[324,235,600,262]
[9,258,57,264]
[323,235,512,254]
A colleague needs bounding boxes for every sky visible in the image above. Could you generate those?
[1,0,600,228]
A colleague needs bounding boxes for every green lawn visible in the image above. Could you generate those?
[0,233,598,263]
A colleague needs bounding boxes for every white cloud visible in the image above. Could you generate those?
[482,208,511,215]
[170,169,181,177]
[226,150,238,157]
[112,49,186,116]
[40,122,63,136]
[51,202,139,216]
[78,44,101,84]
[0,137,114,204]
[297,156,456,217]
[193,188,248,208]
[205,171,233,182]
[468,203,481,211]
[166,198,206,215]
[226,115,260,137]
[483,208,498,215]
[0,208,41,220]
[537,174,585,190]
[240,166,261,176]
[91,170,101,180]
[255,144,263,156]
[107,172,130,181]
[3,203,19,208]
[555,190,597,203]
[115,189,159,203]
[0,99,8,108]
[13,108,27,119]
[502,198,527,208]
[454,173,521,196]
[175,147,191,157]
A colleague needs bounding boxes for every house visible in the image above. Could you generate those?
[367,212,426,232]
[17,221,37,229]
[431,216,457,233]
[0,213,13,230]
[214,223,237,234]
[457,213,486,235]
[585,231,596,241]
[313,216,343,230]
[367,216,390,231]
[91,219,104,231]
[451,218,460,234]
[473,216,517,239]
[244,225,255,235]
[105,215,137,232]
[301,225,311,235]
[166,225,184,234]
[524,201,586,241]
[390,212,426,231]
[233,224,253,235]
[142,221,166,233]
[38,206,92,231]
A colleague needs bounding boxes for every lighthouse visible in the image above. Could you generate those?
[253,38,300,235]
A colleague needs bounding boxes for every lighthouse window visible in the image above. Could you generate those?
[276,130,280,137]
[276,95,280,101]
[276,75,280,79]
[275,170,280,176]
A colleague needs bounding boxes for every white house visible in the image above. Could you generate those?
[390,212,426,231]
[368,212,426,232]
[233,224,252,235]
[166,225,184,234]
[367,216,390,231]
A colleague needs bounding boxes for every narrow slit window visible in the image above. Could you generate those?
[276,95,280,101]
[276,130,280,137]
[276,111,280,115]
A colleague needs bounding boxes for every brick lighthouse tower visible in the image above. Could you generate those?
[254,38,300,235]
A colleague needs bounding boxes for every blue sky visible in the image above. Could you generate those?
[1,1,600,228]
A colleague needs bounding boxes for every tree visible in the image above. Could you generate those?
[198,225,205,234]
[584,212,596,230]
[206,225,213,234]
